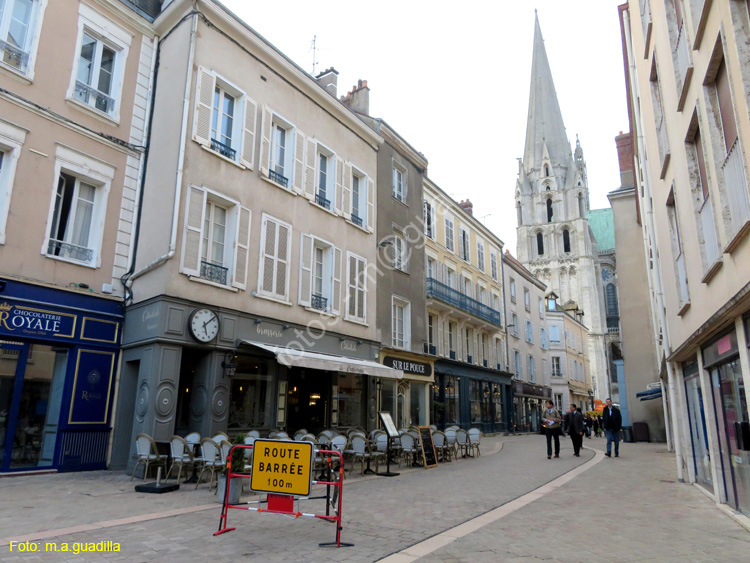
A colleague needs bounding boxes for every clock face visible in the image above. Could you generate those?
[189,308,220,343]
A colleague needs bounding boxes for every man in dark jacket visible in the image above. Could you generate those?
[601,398,623,457]
[563,404,585,457]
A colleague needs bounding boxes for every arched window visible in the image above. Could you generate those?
[563,229,571,253]
[578,193,585,217]
[546,198,553,222]
[517,201,522,226]
[536,232,544,255]
[544,164,550,177]
[606,284,619,316]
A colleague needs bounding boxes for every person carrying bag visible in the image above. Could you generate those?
[543,400,563,459]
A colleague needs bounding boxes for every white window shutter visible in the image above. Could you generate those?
[358,258,366,322]
[299,233,313,306]
[293,129,305,195]
[342,163,352,219]
[180,185,206,276]
[366,177,375,232]
[346,255,356,318]
[442,264,448,287]
[259,217,277,295]
[331,246,342,315]
[334,157,344,215]
[192,67,215,147]
[232,206,252,290]
[241,97,257,169]
[275,223,290,299]
[259,106,272,176]
[304,139,316,200]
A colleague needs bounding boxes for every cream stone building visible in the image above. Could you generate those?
[621,0,750,518]
[423,181,511,433]
[0,0,158,474]
[109,0,403,472]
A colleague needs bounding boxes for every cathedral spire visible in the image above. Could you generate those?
[523,14,570,174]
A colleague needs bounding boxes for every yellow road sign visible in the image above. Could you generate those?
[249,439,314,496]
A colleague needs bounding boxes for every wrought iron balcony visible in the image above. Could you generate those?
[552,370,563,378]
[351,214,363,227]
[200,260,228,285]
[426,277,503,327]
[311,293,328,311]
[210,138,236,160]
[467,355,473,364]
[74,81,115,114]
[449,350,456,360]
[47,239,94,263]
[483,360,488,368]
[0,39,29,72]
[315,193,331,210]
[269,169,289,188]
[423,343,437,355]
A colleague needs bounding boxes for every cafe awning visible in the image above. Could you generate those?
[636,387,663,401]
[240,340,403,380]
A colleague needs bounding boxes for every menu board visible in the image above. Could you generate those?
[378,412,399,438]
[418,426,438,469]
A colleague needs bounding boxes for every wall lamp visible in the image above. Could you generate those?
[222,352,237,378]
[282,324,291,330]
[254,318,262,325]
[339,337,346,342]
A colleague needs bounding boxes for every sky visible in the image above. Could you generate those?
[221,0,630,254]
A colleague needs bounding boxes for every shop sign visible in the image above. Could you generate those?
[383,356,432,377]
[250,439,313,496]
[0,302,76,339]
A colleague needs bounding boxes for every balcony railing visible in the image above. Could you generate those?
[552,370,563,377]
[423,343,437,355]
[269,169,289,188]
[722,139,750,234]
[311,293,328,311]
[47,239,94,263]
[315,192,331,210]
[449,350,456,360]
[467,355,473,364]
[201,260,228,285]
[699,196,720,266]
[210,138,236,160]
[426,277,503,327]
[483,360,488,368]
[351,214,363,227]
[0,39,29,73]
[74,81,115,114]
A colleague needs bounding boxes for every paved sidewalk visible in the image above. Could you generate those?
[1,435,749,561]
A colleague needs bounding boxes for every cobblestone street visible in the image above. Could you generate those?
[2,435,750,562]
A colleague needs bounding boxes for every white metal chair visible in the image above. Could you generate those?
[399,433,418,467]
[195,438,223,491]
[246,430,260,439]
[444,428,458,459]
[432,431,452,462]
[293,429,308,441]
[456,429,473,458]
[468,428,482,456]
[166,435,194,483]
[349,435,380,475]
[317,432,332,447]
[241,436,256,472]
[185,432,201,446]
[212,432,229,443]
[131,433,168,481]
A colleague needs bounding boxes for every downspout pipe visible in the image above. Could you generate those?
[501,250,514,433]
[127,11,199,286]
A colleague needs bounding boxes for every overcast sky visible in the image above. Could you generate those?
[221,0,630,254]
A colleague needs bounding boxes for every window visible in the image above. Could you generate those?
[495,338,503,368]
[180,185,251,288]
[193,66,256,168]
[392,162,406,202]
[44,146,114,268]
[348,168,370,229]
[316,145,337,211]
[490,250,498,280]
[539,297,544,318]
[524,288,530,311]
[481,333,488,365]
[517,201,523,226]
[528,355,536,383]
[546,198,553,222]
[514,350,522,378]
[426,257,436,280]
[299,234,342,314]
[554,392,564,410]
[427,314,436,352]
[392,233,407,272]
[550,325,561,343]
[606,284,619,317]
[478,286,487,306]
[463,275,472,298]
[666,189,690,308]
[510,278,516,302]
[423,200,435,239]
[0,0,44,76]
[540,327,547,350]
[464,327,472,362]
[458,227,470,261]
[563,229,571,253]
[253,214,291,299]
[492,293,501,312]
[552,356,562,377]
[689,126,719,267]
[445,216,455,252]
[346,253,367,322]
[266,116,296,189]
[525,320,533,343]
[392,297,411,350]
[511,313,519,337]
[477,241,485,271]
[0,120,25,244]
[536,231,545,256]
[445,267,456,289]
[448,322,456,357]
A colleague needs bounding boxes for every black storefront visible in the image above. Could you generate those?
[432,359,513,434]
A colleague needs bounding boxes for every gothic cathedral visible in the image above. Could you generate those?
[516,15,610,401]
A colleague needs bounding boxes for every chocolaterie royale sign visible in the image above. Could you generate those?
[383,356,432,377]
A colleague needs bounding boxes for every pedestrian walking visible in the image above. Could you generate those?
[593,416,601,438]
[563,404,585,456]
[602,398,623,457]
[583,414,592,439]
[543,400,563,459]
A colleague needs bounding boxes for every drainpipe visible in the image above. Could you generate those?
[623,8,683,481]
[128,12,199,285]
[500,251,515,433]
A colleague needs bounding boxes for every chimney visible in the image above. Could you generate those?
[340,79,370,115]
[459,199,474,216]
[315,67,339,98]
[615,131,635,189]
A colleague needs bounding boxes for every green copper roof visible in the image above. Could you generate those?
[587,208,615,252]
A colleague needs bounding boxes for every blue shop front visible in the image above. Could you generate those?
[0,278,122,473]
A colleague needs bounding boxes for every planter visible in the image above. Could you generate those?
[216,474,242,504]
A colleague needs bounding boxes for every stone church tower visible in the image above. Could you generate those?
[516,15,610,401]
